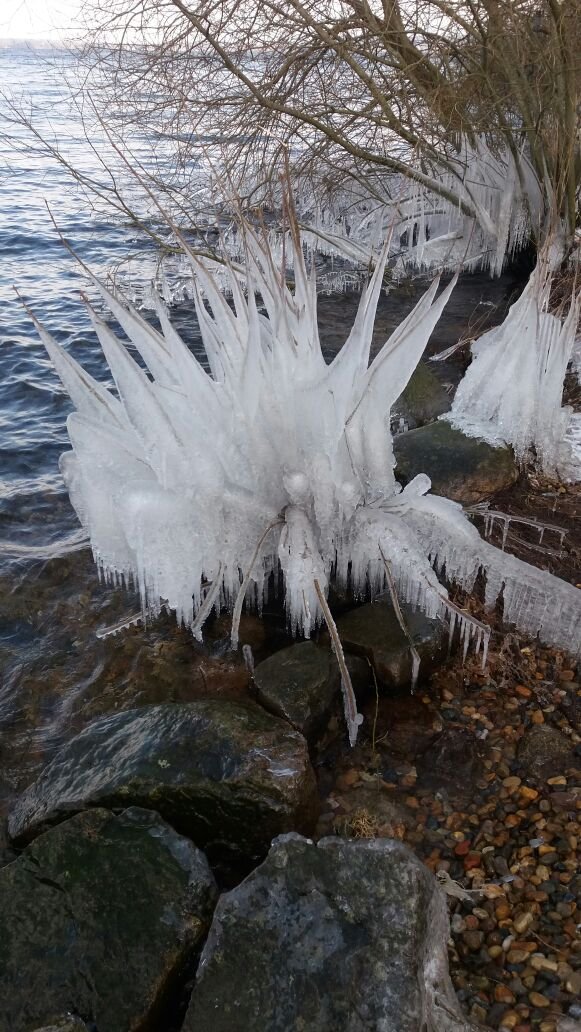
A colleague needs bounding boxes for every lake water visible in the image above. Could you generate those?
[0,45,523,821]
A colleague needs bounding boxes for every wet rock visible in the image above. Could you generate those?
[517,725,574,778]
[254,642,368,742]
[8,701,319,867]
[0,808,217,1032]
[31,1021,88,1032]
[336,598,446,689]
[393,361,451,430]
[254,641,339,741]
[417,727,483,802]
[184,833,478,1032]
[394,419,518,504]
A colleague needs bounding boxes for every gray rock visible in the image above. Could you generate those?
[0,807,217,1032]
[394,419,518,504]
[254,640,345,741]
[517,724,575,777]
[8,701,319,866]
[32,1021,88,1032]
[393,361,451,430]
[254,641,335,739]
[184,833,479,1032]
[336,598,446,689]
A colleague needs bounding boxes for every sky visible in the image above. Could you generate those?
[0,0,83,41]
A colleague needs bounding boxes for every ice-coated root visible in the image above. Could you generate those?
[406,492,581,660]
[446,247,581,477]
[28,205,581,747]
[466,503,567,553]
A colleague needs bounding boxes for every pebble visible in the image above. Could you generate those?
[528,991,550,1007]
[324,626,581,1031]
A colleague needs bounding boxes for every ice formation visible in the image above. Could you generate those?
[270,137,544,281]
[29,214,581,745]
[447,250,581,475]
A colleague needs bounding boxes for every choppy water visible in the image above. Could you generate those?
[0,46,523,822]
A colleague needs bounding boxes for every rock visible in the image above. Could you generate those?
[8,701,319,867]
[0,808,217,1032]
[336,598,446,689]
[517,726,574,778]
[393,361,451,430]
[254,644,369,741]
[417,728,483,803]
[253,641,339,741]
[184,833,478,1032]
[31,1021,88,1032]
[394,419,518,504]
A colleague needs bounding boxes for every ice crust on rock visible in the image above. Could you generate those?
[447,249,581,476]
[31,212,581,745]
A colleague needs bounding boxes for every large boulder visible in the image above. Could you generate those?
[336,598,446,689]
[184,833,479,1032]
[393,361,451,430]
[253,641,370,742]
[0,807,217,1032]
[8,701,319,867]
[394,419,518,504]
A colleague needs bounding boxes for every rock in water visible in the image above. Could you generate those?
[394,419,518,504]
[8,701,319,866]
[184,834,480,1032]
[336,598,446,689]
[0,808,217,1032]
[517,724,575,777]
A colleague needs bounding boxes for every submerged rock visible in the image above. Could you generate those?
[336,598,446,689]
[394,419,518,504]
[393,360,451,430]
[8,701,319,865]
[184,833,479,1032]
[0,807,217,1032]
[517,724,575,777]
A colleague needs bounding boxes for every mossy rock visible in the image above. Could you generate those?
[0,807,217,1032]
[8,701,319,868]
[394,419,518,504]
[393,361,451,429]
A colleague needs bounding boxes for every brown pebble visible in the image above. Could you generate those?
[499,1011,519,1029]
[528,991,550,1007]
[520,786,539,802]
[531,710,545,724]
[559,669,575,681]
[507,949,530,964]
[495,984,516,1004]
[513,911,534,934]
[530,954,558,972]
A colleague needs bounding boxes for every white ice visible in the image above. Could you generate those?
[31,212,581,745]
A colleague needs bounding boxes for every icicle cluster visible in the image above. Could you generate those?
[30,212,581,745]
[447,249,581,476]
[291,137,544,280]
